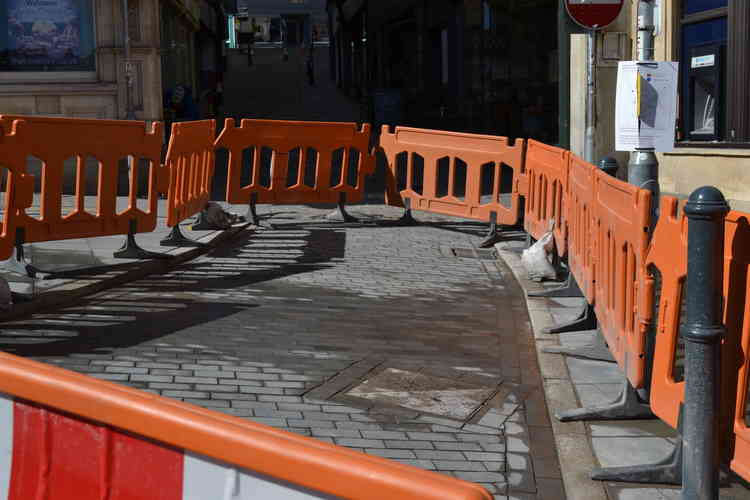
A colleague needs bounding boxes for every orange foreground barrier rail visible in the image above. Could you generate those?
[0,115,166,246]
[565,154,597,303]
[164,119,216,228]
[216,118,375,211]
[591,170,652,389]
[379,126,525,226]
[523,139,568,253]
[0,120,34,260]
[0,352,491,499]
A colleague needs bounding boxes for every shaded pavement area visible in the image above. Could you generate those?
[0,205,562,500]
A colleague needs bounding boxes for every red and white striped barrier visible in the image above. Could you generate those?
[0,395,334,499]
[0,353,492,500]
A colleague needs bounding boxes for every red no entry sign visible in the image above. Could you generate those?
[565,0,624,30]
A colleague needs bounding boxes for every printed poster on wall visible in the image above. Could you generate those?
[7,0,82,66]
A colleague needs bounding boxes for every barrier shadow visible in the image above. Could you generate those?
[0,296,257,358]
[84,228,346,296]
[0,228,347,357]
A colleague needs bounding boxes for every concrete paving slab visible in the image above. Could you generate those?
[592,436,675,468]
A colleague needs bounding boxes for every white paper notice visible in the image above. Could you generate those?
[615,61,679,152]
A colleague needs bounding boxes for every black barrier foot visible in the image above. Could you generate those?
[13,228,40,278]
[395,208,419,225]
[543,302,597,334]
[159,224,206,248]
[245,194,273,229]
[555,379,655,422]
[325,193,358,223]
[114,220,171,260]
[336,202,358,223]
[380,199,419,226]
[246,194,261,226]
[591,438,682,484]
[543,330,616,363]
[528,272,584,298]
[479,212,503,248]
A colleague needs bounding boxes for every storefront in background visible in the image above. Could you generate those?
[0,0,163,120]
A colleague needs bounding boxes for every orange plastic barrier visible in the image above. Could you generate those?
[647,201,745,474]
[0,120,34,260]
[523,140,568,253]
[728,210,750,481]
[0,352,491,499]
[379,126,525,225]
[0,115,166,243]
[592,170,653,389]
[164,119,216,227]
[216,118,375,205]
[565,154,597,303]
[643,196,687,430]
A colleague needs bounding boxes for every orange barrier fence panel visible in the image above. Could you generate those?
[164,119,216,227]
[216,118,374,205]
[565,154,597,303]
[0,115,166,243]
[592,169,652,389]
[723,211,750,480]
[523,140,567,253]
[647,201,742,454]
[0,352,492,499]
[0,120,34,260]
[644,196,687,429]
[379,126,525,225]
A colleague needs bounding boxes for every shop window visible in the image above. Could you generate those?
[678,0,750,144]
[0,0,96,72]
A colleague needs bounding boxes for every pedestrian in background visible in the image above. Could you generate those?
[306,50,315,86]
[247,18,257,66]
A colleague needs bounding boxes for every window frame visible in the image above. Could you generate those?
[675,0,750,147]
[0,0,97,80]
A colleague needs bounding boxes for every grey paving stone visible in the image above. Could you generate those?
[334,438,385,448]
[433,461,488,472]
[453,471,507,483]
[311,428,362,438]
[395,459,437,470]
[464,451,506,462]
[415,450,466,461]
[407,432,457,442]
[365,448,416,459]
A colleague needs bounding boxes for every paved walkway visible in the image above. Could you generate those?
[0,205,560,500]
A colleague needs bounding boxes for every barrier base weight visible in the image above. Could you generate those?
[591,440,682,485]
[329,202,358,223]
[528,273,584,298]
[543,331,615,363]
[160,225,206,248]
[13,229,41,278]
[555,379,655,422]
[543,303,597,334]
[245,195,273,229]
[114,221,171,260]
[246,195,261,226]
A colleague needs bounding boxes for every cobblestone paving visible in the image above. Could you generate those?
[0,205,562,499]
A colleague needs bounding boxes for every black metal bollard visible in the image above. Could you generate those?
[598,156,619,177]
[681,186,729,500]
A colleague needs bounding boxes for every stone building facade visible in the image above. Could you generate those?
[0,0,230,124]
[568,0,750,207]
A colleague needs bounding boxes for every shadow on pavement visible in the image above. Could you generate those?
[0,227,347,357]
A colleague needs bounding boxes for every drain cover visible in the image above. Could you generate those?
[346,368,497,420]
[451,248,497,260]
